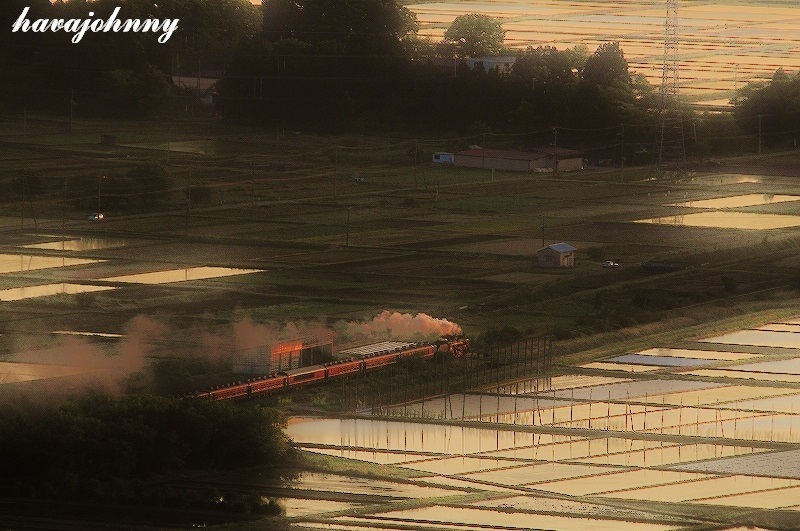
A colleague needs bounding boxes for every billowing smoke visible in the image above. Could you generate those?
[342,310,462,343]
[0,310,462,398]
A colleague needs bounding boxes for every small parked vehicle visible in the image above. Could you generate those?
[602,260,619,268]
[88,212,104,222]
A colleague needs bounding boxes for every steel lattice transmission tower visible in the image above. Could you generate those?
[657,0,686,171]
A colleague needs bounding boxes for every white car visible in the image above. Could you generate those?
[602,260,619,268]
[88,213,104,222]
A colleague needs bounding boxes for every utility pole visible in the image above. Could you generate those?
[62,178,66,232]
[619,124,625,182]
[345,207,351,246]
[20,174,25,228]
[334,145,338,198]
[413,140,418,188]
[68,90,75,133]
[541,215,545,249]
[185,161,192,237]
[758,114,763,155]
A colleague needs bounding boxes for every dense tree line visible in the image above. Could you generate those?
[221,2,660,137]
[2,0,797,157]
[734,68,800,149]
[0,0,260,116]
[0,392,299,512]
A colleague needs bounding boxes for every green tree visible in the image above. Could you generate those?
[262,0,417,54]
[575,42,658,129]
[581,42,630,88]
[734,68,800,149]
[442,13,505,57]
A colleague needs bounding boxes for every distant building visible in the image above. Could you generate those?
[537,242,576,268]
[533,146,584,172]
[424,56,517,76]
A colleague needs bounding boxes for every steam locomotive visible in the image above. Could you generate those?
[197,338,469,401]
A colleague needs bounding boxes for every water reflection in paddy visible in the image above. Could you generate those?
[608,354,711,367]
[685,174,762,185]
[276,498,357,518]
[693,486,800,509]
[462,461,624,487]
[120,139,217,155]
[600,475,800,504]
[669,447,800,478]
[23,237,132,251]
[700,329,800,349]
[345,505,679,531]
[578,444,764,468]
[0,283,115,302]
[299,448,428,465]
[100,266,262,284]
[669,194,800,209]
[636,347,760,361]
[0,254,101,273]
[289,472,461,499]
[548,378,717,400]
[286,418,582,455]
[0,361,96,384]
[530,468,707,497]
[635,211,800,230]
[398,456,527,475]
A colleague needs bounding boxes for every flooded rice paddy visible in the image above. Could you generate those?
[0,237,264,301]
[636,190,800,230]
[22,237,132,252]
[0,253,102,273]
[635,211,800,230]
[669,194,800,209]
[0,361,97,384]
[287,319,800,527]
[0,283,115,302]
[99,266,262,284]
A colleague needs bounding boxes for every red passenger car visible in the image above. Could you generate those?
[325,358,363,378]
[209,384,249,401]
[283,365,327,386]
[249,374,287,396]
[363,352,399,369]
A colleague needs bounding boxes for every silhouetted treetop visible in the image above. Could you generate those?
[442,13,505,57]
[262,0,417,54]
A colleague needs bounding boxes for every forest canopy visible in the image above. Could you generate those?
[0,392,300,511]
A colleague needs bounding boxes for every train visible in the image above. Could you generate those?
[196,338,469,401]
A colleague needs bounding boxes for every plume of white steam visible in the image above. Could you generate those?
[343,311,462,342]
